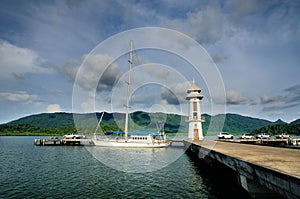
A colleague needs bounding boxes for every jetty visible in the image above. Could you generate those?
[34,137,93,146]
[186,140,300,198]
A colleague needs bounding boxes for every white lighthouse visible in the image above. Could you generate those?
[186,80,204,140]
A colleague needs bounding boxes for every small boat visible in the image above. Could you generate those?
[92,40,169,148]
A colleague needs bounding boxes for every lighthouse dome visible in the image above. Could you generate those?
[186,81,203,100]
[187,81,201,93]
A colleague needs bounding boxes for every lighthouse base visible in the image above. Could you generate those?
[188,122,203,140]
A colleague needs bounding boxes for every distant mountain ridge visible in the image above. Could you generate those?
[202,113,273,133]
[290,119,300,125]
[1,111,298,136]
[6,112,75,128]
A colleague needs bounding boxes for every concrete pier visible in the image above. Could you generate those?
[186,140,300,198]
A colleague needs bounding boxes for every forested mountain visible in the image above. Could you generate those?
[202,113,273,133]
[251,123,300,135]
[0,112,299,136]
[290,119,300,125]
[7,112,75,128]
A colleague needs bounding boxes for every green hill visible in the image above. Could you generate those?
[0,112,186,136]
[1,112,298,136]
[202,113,273,133]
[7,112,75,128]
[251,123,300,135]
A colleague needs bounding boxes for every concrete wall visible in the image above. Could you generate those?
[188,142,300,199]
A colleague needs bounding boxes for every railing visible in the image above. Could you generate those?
[185,116,205,122]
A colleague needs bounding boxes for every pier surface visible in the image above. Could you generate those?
[186,140,300,198]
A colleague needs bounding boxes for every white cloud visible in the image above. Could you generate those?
[0,91,38,103]
[159,7,230,45]
[80,96,95,113]
[161,81,190,105]
[0,40,51,79]
[47,104,61,113]
[143,63,170,79]
[260,96,279,104]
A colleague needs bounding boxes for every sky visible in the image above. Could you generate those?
[0,0,299,124]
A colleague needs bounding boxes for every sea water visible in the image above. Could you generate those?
[0,136,250,198]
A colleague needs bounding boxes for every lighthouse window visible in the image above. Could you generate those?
[193,102,197,111]
[193,112,197,118]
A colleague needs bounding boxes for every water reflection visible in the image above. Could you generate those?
[86,143,187,173]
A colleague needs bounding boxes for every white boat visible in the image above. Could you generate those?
[92,40,169,148]
[92,134,169,148]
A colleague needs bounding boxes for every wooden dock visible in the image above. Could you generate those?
[34,137,94,146]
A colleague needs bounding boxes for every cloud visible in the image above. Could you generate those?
[0,40,51,79]
[56,54,122,91]
[261,84,300,111]
[143,64,170,79]
[260,96,279,104]
[0,91,38,103]
[161,82,190,105]
[0,1,299,123]
[48,89,66,96]
[211,54,228,63]
[226,0,300,44]
[156,0,300,47]
[161,89,179,105]
[47,104,61,113]
[78,53,121,91]
[159,6,230,45]
[284,84,300,103]
[227,0,266,25]
[80,91,98,113]
[226,90,248,105]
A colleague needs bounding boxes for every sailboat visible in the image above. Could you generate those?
[92,40,169,148]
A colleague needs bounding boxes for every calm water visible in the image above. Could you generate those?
[0,137,249,198]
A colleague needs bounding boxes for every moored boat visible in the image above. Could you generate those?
[92,134,168,148]
[92,40,169,148]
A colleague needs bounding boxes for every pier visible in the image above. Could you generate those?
[34,137,93,146]
[186,140,300,198]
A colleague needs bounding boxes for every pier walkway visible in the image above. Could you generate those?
[186,140,300,198]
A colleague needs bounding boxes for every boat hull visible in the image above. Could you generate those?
[92,139,169,148]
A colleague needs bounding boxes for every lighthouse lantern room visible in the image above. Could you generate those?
[186,80,204,140]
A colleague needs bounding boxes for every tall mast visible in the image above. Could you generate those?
[124,40,133,140]
[94,111,105,137]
